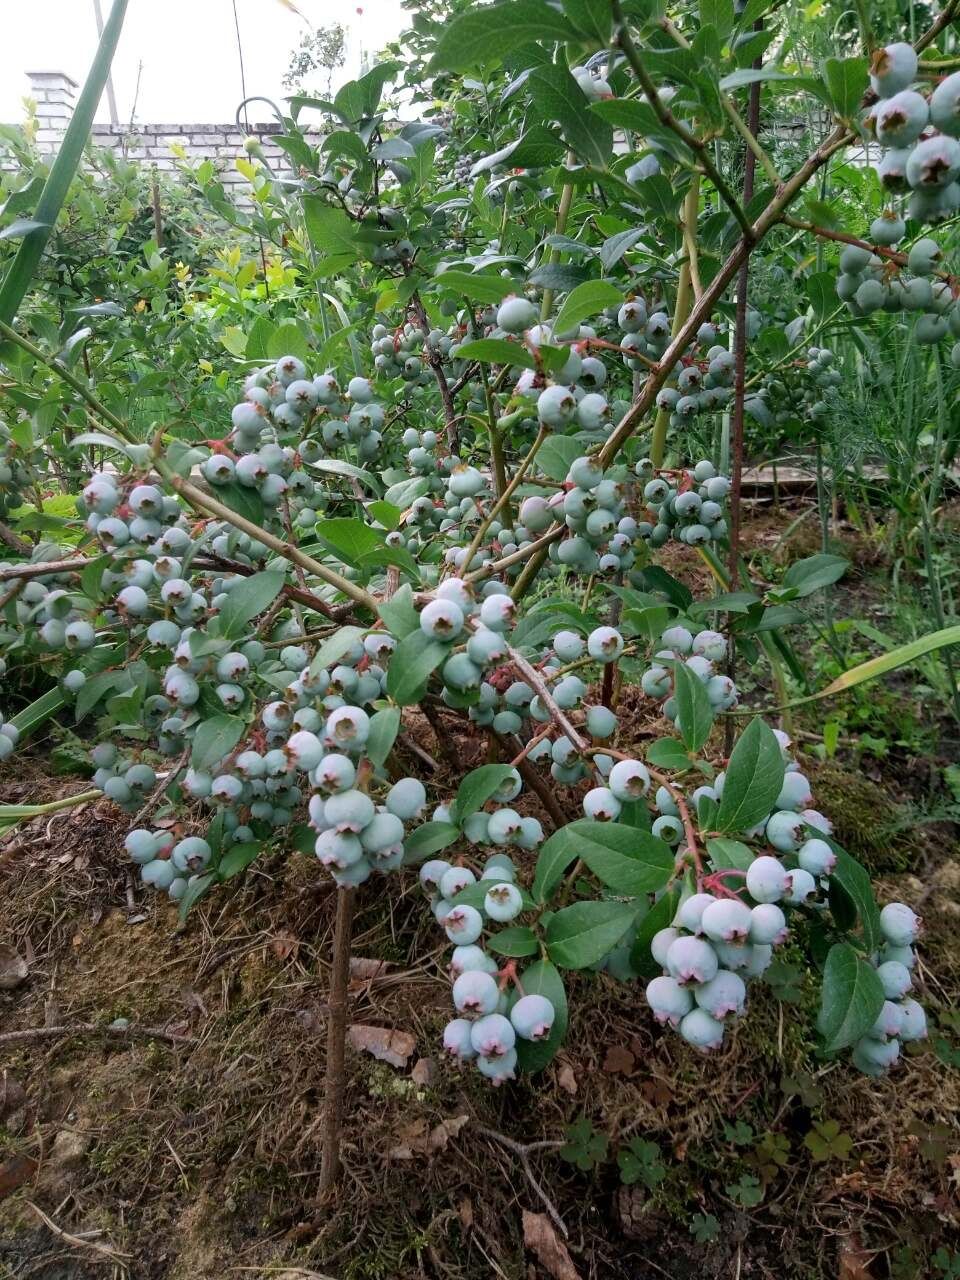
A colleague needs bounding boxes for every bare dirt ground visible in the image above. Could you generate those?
[1,508,958,1280]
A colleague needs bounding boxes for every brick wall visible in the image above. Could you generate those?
[17,71,320,197]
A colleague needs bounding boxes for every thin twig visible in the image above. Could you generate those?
[476,1127,567,1236]
[0,1022,197,1046]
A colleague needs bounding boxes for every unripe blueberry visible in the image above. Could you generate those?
[315,828,365,869]
[315,753,357,794]
[172,836,212,872]
[930,69,960,138]
[875,90,928,147]
[898,998,927,1042]
[476,1046,517,1084]
[694,969,746,1020]
[852,1035,899,1076]
[359,812,405,853]
[325,789,376,833]
[487,808,523,845]
[587,626,624,663]
[764,811,804,854]
[646,975,693,1026]
[678,1007,724,1051]
[124,828,159,864]
[651,926,680,967]
[450,944,498,976]
[537,384,577,428]
[869,1000,905,1041]
[879,902,920,946]
[510,993,555,1040]
[419,860,452,894]
[608,759,651,801]
[325,706,370,749]
[385,776,426,820]
[701,898,752,943]
[676,893,718,935]
[583,786,621,821]
[141,859,177,890]
[444,904,484,944]
[470,1013,516,1058]
[798,837,836,877]
[869,41,917,98]
[749,903,788,945]
[452,969,499,1015]
[652,814,683,844]
[420,598,464,641]
[484,882,523,922]
[876,960,912,1000]
[585,705,617,739]
[746,854,790,902]
[666,935,719,986]
[442,1018,476,1061]
[497,295,538,333]
[439,866,476,900]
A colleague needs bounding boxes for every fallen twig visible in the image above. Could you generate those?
[477,1126,567,1236]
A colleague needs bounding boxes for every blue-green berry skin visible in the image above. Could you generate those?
[439,866,476,900]
[476,1046,517,1084]
[608,759,651,800]
[510,993,556,1040]
[764,811,803,854]
[587,626,624,663]
[452,970,499,1016]
[879,902,920,946]
[876,960,912,999]
[746,854,789,902]
[470,1013,516,1058]
[666,935,719,985]
[585,704,618,739]
[141,859,177,890]
[652,814,683,844]
[484,882,523,922]
[442,1018,477,1061]
[694,969,746,1020]
[419,859,452,894]
[124,829,159,864]
[383,777,423,820]
[646,975,693,1027]
[701,899,752,943]
[679,1007,725,1051]
[420,598,464,641]
[898,998,927,1042]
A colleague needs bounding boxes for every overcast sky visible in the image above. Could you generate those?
[0,0,408,126]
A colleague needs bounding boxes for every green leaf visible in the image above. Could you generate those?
[191,713,245,772]
[308,457,379,489]
[552,280,623,336]
[513,959,567,1073]
[563,820,673,896]
[700,0,735,39]
[316,517,384,565]
[386,632,448,705]
[714,719,785,833]
[816,942,884,1052]
[452,764,517,825]
[367,500,402,531]
[377,583,421,639]
[545,900,638,969]
[218,841,261,880]
[454,338,537,371]
[488,926,539,957]
[829,846,881,950]
[630,888,680,978]
[821,55,868,121]
[600,228,645,273]
[382,475,431,510]
[429,0,575,72]
[178,871,216,924]
[432,270,512,304]
[674,662,714,752]
[0,218,48,241]
[799,624,960,706]
[217,570,285,640]
[782,553,848,598]
[403,820,459,862]
[536,434,582,482]
[0,0,129,327]
[645,738,689,770]
[528,64,613,169]
[266,321,311,364]
[705,837,755,873]
[562,0,612,40]
[532,826,578,904]
[365,707,401,768]
[10,686,67,739]
[213,482,265,527]
[309,625,366,676]
[302,197,360,260]
[245,315,275,360]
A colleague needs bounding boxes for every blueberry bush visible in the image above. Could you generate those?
[0,0,957,1205]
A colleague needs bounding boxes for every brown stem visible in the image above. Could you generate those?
[0,1022,195,1047]
[491,729,567,830]
[505,641,588,754]
[0,519,30,555]
[409,289,459,452]
[319,885,357,1194]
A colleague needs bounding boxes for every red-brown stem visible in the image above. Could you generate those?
[319,885,357,1194]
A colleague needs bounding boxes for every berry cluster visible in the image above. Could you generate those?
[636,459,731,547]
[855,903,927,1075]
[0,421,43,519]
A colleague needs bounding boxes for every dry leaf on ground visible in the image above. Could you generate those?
[0,945,28,990]
[349,956,391,980]
[522,1210,580,1280]
[390,1113,469,1160]
[603,1044,636,1075]
[347,1024,415,1068]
